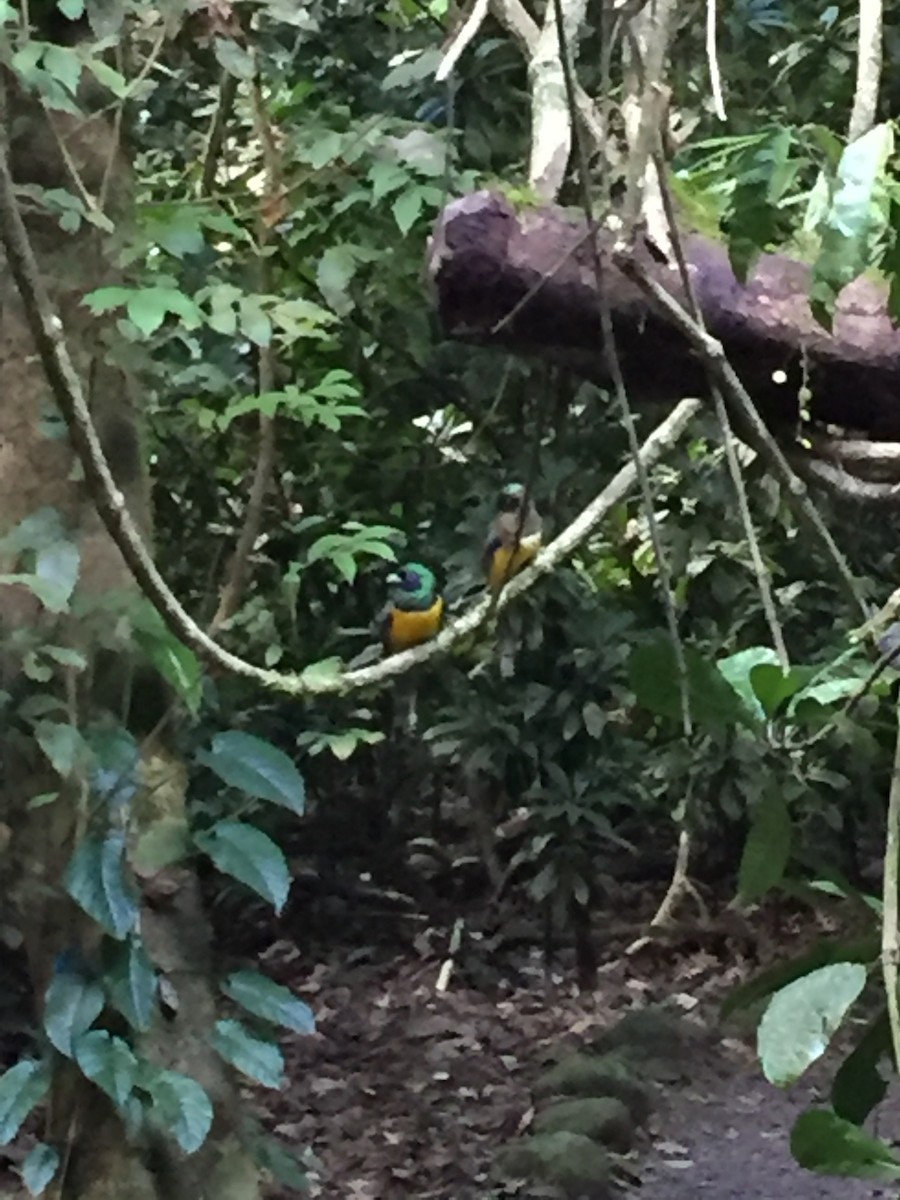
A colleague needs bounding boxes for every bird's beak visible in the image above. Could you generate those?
[386,572,400,585]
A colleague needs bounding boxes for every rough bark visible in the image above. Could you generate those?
[0,72,262,1200]
[427,189,900,441]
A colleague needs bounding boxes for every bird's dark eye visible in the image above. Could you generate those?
[400,570,419,590]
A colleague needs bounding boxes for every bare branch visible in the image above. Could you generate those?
[848,0,883,143]
[436,0,491,82]
[883,698,900,1074]
[527,0,589,200]
[705,0,726,122]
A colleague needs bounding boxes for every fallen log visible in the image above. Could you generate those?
[427,189,900,443]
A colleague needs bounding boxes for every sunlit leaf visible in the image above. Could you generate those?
[221,970,315,1034]
[195,821,291,914]
[211,1019,285,1088]
[791,1109,900,1179]
[197,731,305,814]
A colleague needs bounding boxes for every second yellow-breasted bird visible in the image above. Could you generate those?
[379,562,444,654]
[483,482,543,593]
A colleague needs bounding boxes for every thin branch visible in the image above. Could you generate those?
[0,73,699,697]
[883,696,900,1074]
[614,253,870,622]
[198,72,239,199]
[490,0,619,167]
[527,0,588,200]
[210,74,279,632]
[848,0,883,143]
[436,0,491,82]
[553,0,692,735]
[705,0,726,122]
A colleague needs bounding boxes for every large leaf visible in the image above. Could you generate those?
[211,1019,285,1089]
[87,727,140,812]
[34,721,87,777]
[64,831,139,939]
[34,539,80,610]
[21,1142,59,1196]
[73,1030,139,1108]
[715,647,781,722]
[104,937,158,1032]
[142,1066,213,1154]
[758,963,867,1086]
[791,1109,900,1179]
[197,732,305,814]
[737,787,792,901]
[43,968,104,1057]
[831,1009,890,1125]
[0,1060,51,1142]
[722,935,878,1018]
[195,821,291,914]
[628,639,751,729]
[809,123,894,327]
[221,970,315,1035]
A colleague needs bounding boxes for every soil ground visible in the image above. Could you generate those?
[254,892,900,1199]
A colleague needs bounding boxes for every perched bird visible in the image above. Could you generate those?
[483,482,543,593]
[380,562,444,655]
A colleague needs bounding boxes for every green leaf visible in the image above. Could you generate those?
[42,44,82,95]
[105,937,158,1032]
[132,605,202,714]
[126,288,202,337]
[195,821,291,914]
[392,187,424,234]
[238,296,272,347]
[738,787,792,901]
[43,970,104,1057]
[58,0,86,19]
[197,731,305,814]
[211,1019,285,1088]
[317,244,358,315]
[213,37,255,79]
[716,646,782,722]
[64,831,139,939]
[87,726,140,812]
[581,701,605,739]
[34,720,86,776]
[221,970,315,1034]
[74,1030,139,1107]
[82,286,132,314]
[142,1066,212,1154]
[791,1109,900,1179]
[748,663,809,717]
[831,1009,890,1125]
[809,123,894,326]
[250,1133,309,1191]
[35,540,80,608]
[21,1142,59,1196]
[758,963,867,1086]
[0,1060,51,1142]
[299,657,343,690]
[629,639,751,729]
[722,935,878,1018]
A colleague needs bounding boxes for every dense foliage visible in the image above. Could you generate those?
[4,0,900,1193]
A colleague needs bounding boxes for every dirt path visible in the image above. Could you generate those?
[639,1036,899,1200]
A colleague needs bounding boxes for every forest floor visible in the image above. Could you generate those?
[246,887,900,1199]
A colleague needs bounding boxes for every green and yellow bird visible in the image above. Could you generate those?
[379,561,444,655]
[483,482,543,593]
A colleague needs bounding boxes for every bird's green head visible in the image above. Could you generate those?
[386,561,438,608]
[498,481,527,513]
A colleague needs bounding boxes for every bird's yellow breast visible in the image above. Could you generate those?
[387,596,444,652]
[488,535,541,591]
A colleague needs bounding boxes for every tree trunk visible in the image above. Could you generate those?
[0,72,263,1200]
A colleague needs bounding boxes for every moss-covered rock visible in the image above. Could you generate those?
[497,1131,613,1197]
[533,1096,635,1152]
[589,1006,696,1081]
[536,1051,653,1124]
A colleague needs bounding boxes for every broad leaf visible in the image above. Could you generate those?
[629,639,751,729]
[738,787,791,901]
[87,727,140,812]
[43,969,104,1057]
[0,1060,51,1142]
[758,963,867,1085]
[722,935,878,1018]
[831,1009,890,1125]
[34,721,86,777]
[64,831,139,939]
[73,1030,138,1108]
[21,1142,59,1196]
[34,539,80,609]
[104,937,158,1032]
[716,647,781,722]
[197,731,305,814]
[142,1066,213,1154]
[791,1109,900,1179]
[221,970,315,1035]
[211,1019,285,1089]
[195,821,291,914]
